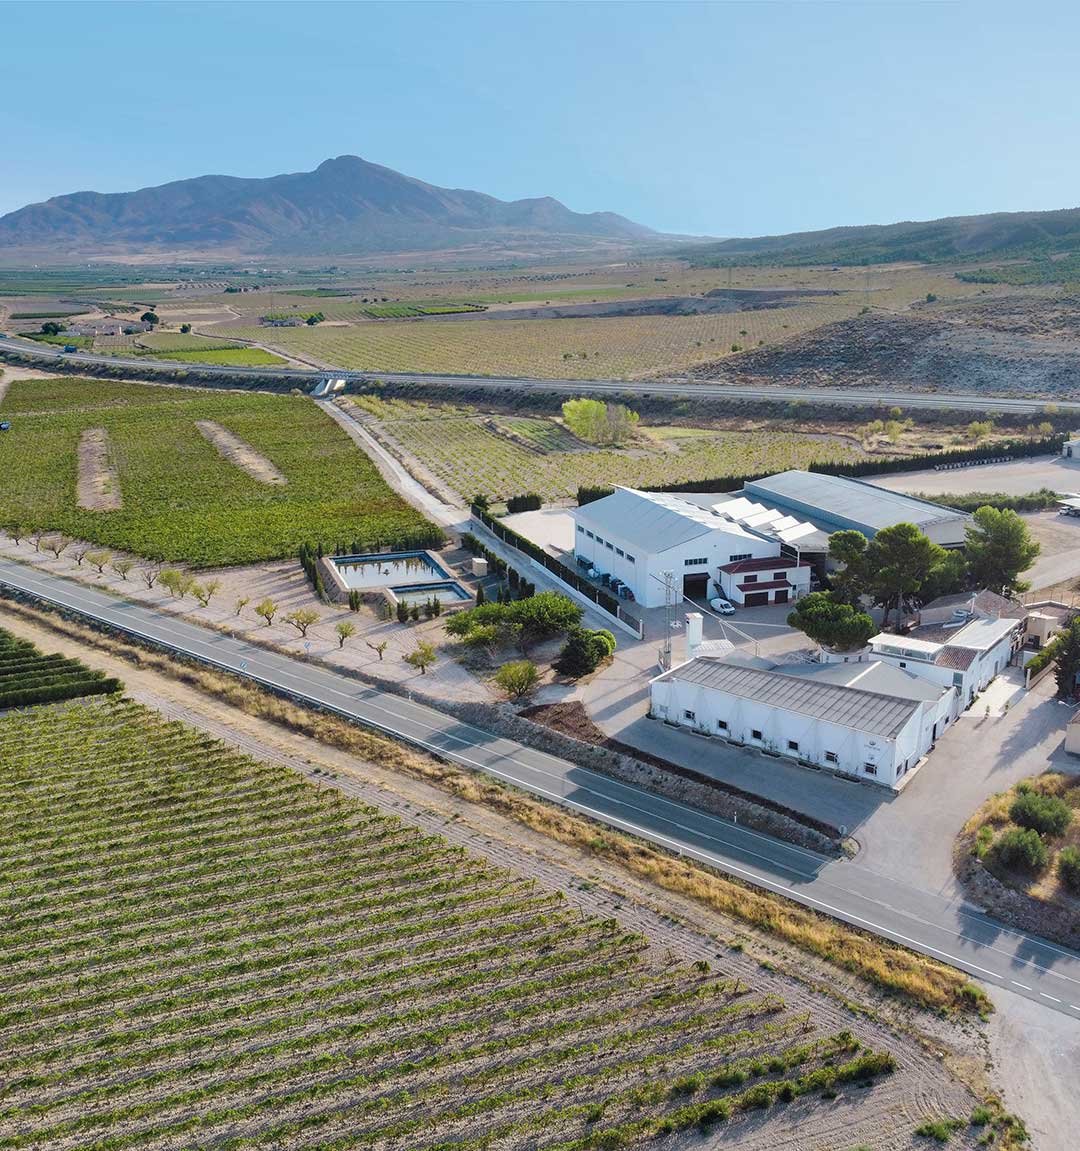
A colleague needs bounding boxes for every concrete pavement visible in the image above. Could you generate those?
[3,558,1080,1023]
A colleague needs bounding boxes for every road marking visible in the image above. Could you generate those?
[1041,993,1062,1003]
[1012,981,1032,991]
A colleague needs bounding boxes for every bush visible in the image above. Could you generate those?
[506,493,542,514]
[1057,845,1080,893]
[493,660,540,700]
[1009,791,1073,837]
[555,627,617,677]
[578,485,615,507]
[994,827,1049,874]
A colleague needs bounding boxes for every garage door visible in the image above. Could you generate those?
[774,589,789,604]
[744,591,769,607]
[682,573,709,597]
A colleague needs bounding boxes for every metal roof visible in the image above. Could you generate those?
[573,488,763,553]
[779,659,947,702]
[745,471,969,533]
[654,656,923,738]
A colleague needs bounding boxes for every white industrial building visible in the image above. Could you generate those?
[650,652,958,789]
[572,487,817,608]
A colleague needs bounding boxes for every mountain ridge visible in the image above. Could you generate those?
[0,155,659,258]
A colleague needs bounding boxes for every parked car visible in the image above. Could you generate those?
[62,345,78,353]
[709,597,735,615]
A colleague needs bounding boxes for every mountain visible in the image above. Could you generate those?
[0,156,658,259]
[681,206,1080,275]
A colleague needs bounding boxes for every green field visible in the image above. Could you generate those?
[351,397,867,501]
[0,695,895,1149]
[0,627,120,707]
[151,346,287,366]
[0,378,439,566]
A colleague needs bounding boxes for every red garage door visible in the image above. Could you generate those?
[744,591,769,607]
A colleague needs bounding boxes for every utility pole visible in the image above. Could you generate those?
[660,569,676,671]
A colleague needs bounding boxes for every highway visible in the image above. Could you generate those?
[3,557,1080,1022]
[2,332,1077,415]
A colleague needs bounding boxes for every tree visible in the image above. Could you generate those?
[366,638,390,660]
[286,608,320,637]
[494,660,540,700]
[511,592,583,651]
[335,621,357,648]
[255,598,278,627]
[555,627,615,677]
[6,522,26,546]
[110,557,134,580]
[920,549,968,603]
[561,397,639,445]
[234,595,250,616]
[403,640,437,675]
[41,321,63,336]
[86,550,111,574]
[967,419,993,441]
[71,544,91,567]
[965,506,1040,594]
[786,592,875,652]
[141,311,160,327]
[180,323,192,334]
[140,567,160,589]
[863,522,945,627]
[826,530,868,603]
[1053,617,1080,699]
[396,600,410,624]
[202,577,222,604]
[45,536,70,559]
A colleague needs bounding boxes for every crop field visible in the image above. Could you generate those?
[350,397,867,500]
[81,331,289,366]
[0,627,120,708]
[0,695,897,1151]
[0,378,438,565]
[149,346,288,366]
[210,300,861,379]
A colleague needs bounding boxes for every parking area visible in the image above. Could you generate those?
[870,453,1080,498]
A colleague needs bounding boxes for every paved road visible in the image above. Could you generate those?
[3,560,1080,1021]
[2,333,1076,415]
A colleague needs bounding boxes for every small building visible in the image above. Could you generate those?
[1022,600,1075,650]
[715,555,813,607]
[869,611,1021,707]
[649,653,958,789]
[1065,710,1080,756]
[743,470,971,548]
[1062,432,1080,459]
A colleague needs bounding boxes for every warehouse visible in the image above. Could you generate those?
[743,471,971,547]
[649,653,958,789]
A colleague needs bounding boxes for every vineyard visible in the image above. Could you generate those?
[86,331,288,367]
[349,397,867,501]
[209,300,861,379]
[0,378,438,566]
[0,696,898,1150]
[0,627,120,708]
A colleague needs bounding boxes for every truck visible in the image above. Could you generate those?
[62,345,78,354]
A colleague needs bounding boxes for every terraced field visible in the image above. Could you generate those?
[349,397,867,501]
[0,696,898,1150]
[209,300,861,379]
[0,378,438,565]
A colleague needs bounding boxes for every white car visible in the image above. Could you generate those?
[709,597,735,615]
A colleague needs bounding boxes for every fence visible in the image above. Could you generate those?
[470,506,644,639]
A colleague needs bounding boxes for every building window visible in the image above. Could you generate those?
[684,557,708,567]
[952,672,963,687]
[717,719,728,731]
[751,728,763,741]
[606,541,614,550]
[576,525,584,534]
[626,554,635,564]
[773,572,787,580]
[683,709,696,722]
[864,763,878,776]
[596,536,604,545]
[729,553,751,562]
[743,574,758,584]
[825,750,838,764]
[586,530,594,540]
[616,548,624,557]
[787,740,799,752]
[899,661,907,669]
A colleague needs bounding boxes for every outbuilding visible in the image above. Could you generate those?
[649,653,958,789]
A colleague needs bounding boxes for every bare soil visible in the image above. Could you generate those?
[76,427,121,511]
[195,419,286,485]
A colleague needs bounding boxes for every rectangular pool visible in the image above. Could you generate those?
[331,550,451,591]
[390,580,473,606]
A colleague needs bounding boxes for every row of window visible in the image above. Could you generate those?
[679,710,878,775]
[728,553,752,562]
[683,557,708,567]
[577,526,634,562]
[741,572,788,584]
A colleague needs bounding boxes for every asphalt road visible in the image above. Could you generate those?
[2,559,1080,1022]
[2,333,1076,415]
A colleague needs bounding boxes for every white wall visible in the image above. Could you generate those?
[572,515,777,608]
[649,672,952,789]
[871,633,1014,707]
[717,564,812,606]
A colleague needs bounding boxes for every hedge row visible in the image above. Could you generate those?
[0,627,123,708]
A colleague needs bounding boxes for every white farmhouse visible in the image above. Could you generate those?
[649,653,958,789]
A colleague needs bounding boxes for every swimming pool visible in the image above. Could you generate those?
[390,580,473,606]
[331,550,451,590]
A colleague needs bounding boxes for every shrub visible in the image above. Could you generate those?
[555,626,617,677]
[506,493,542,514]
[1057,845,1080,893]
[993,827,1049,874]
[1009,791,1073,837]
[493,660,540,700]
[578,485,615,507]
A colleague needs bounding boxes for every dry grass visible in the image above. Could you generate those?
[0,596,982,1016]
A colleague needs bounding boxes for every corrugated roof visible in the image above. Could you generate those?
[935,646,978,671]
[654,656,922,738]
[718,556,809,574]
[745,471,969,532]
[574,488,762,552]
[780,659,947,702]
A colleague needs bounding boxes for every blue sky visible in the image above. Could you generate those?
[4,0,1079,238]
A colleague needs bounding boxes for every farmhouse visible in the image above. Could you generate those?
[1062,431,1080,459]
[743,471,971,548]
[649,652,957,789]
[572,487,812,608]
